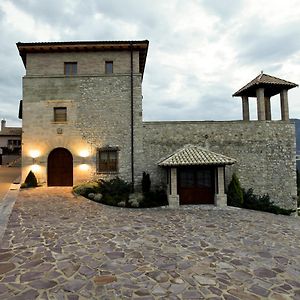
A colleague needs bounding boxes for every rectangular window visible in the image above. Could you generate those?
[64,62,77,76]
[97,148,118,172]
[54,107,67,122]
[105,61,113,74]
[7,140,20,149]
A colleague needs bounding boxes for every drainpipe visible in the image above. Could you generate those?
[130,42,134,191]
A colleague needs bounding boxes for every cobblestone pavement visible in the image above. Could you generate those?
[0,188,300,299]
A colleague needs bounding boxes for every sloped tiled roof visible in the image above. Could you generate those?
[233,72,298,97]
[158,145,236,167]
[0,127,22,136]
[17,40,149,77]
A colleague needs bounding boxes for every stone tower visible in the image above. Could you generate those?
[17,41,149,187]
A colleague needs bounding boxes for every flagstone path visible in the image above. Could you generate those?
[0,187,300,299]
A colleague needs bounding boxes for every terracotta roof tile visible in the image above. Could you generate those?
[0,127,22,136]
[233,72,298,97]
[16,40,149,76]
[158,144,236,167]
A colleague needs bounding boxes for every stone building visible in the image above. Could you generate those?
[0,119,22,165]
[17,40,298,210]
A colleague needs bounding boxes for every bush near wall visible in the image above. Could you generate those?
[73,181,100,197]
[98,178,131,207]
[73,176,168,208]
[140,188,168,208]
[20,171,38,188]
[227,173,243,207]
[227,174,295,215]
[242,188,295,216]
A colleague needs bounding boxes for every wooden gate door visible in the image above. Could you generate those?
[47,148,73,186]
[178,167,215,205]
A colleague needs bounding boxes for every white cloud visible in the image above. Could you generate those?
[0,0,300,126]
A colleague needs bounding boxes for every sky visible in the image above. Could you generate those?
[0,0,300,127]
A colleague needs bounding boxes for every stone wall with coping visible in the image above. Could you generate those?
[142,120,297,210]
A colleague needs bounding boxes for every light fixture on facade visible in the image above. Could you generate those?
[79,164,89,171]
[29,150,40,164]
[31,164,40,172]
[79,150,89,158]
[79,149,89,164]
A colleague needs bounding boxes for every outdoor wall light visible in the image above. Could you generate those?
[29,150,40,164]
[79,164,89,171]
[79,150,89,164]
[79,150,89,158]
[31,164,40,172]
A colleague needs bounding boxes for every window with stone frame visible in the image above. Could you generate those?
[64,62,77,76]
[97,148,118,173]
[105,61,113,74]
[54,107,67,122]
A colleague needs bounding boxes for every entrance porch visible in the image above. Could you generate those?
[158,145,236,207]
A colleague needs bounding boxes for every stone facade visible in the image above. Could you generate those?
[142,121,297,209]
[18,41,297,210]
[20,44,145,186]
[0,120,21,165]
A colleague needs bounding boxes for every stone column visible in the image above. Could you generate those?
[242,96,250,121]
[168,167,179,208]
[280,89,289,121]
[265,96,271,120]
[214,166,227,207]
[256,88,266,121]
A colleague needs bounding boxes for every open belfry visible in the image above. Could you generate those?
[17,40,298,210]
[233,71,298,121]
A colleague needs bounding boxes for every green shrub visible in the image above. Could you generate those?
[140,188,168,208]
[23,171,38,188]
[20,183,28,189]
[242,188,295,216]
[73,181,100,197]
[142,172,151,194]
[99,177,131,207]
[227,173,243,207]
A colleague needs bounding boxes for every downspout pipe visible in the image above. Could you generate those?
[130,42,134,191]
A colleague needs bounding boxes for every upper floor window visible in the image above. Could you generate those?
[97,148,118,173]
[8,140,21,147]
[54,107,67,122]
[64,62,77,76]
[105,61,113,74]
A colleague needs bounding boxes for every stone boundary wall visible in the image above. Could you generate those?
[142,120,297,210]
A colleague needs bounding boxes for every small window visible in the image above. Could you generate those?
[105,61,113,74]
[64,62,77,76]
[97,148,118,172]
[54,107,67,122]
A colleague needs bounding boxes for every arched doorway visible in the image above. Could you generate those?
[47,148,73,186]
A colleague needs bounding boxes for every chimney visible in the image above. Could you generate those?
[1,119,6,131]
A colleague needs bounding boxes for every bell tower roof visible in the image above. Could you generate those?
[233,72,298,97]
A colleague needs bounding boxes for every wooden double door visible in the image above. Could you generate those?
[47,148,73,186]
[178,167,215,205]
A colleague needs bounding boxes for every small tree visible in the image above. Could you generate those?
[24,170,38,188]
[142,172,151,194]
[227,173,243,207]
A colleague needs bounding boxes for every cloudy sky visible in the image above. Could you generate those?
[0,0,300,127]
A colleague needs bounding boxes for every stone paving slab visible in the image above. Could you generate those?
[0,187,300,299]
[0,182,20,243]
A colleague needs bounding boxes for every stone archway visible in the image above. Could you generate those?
[47,147,73,186]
